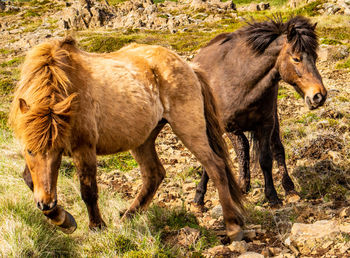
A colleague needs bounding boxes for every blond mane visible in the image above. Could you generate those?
[9,38,77,153]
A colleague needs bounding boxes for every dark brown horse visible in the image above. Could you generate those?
[193,16,327,206]
[9,37,244,240]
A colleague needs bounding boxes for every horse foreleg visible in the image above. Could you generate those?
[193,169,209,206]
[22,164,34,191]
[123,124,165,219]
[256,125,282,207]
[270,116,297,196]
[73,146,106,230]
[227,132,250,193]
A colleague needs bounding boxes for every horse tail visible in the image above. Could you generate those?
[193,66,245,225]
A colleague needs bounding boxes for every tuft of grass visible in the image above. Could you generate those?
[294,160,350,201]
[245,204,276,230]
[0,57,24,68]
[336,57,350,69]
[80,36,138,53]
[320,38,343,45]
[293,0,325,16]
[98,152,138,172]
[114,235,139,254]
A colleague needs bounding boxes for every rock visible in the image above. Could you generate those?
[243,229,256,240]
[177,226,200,246]
[0,1,6,11]
[205,245,232,256]
[238,252,264,258]
[339,207,350,218]
[211,205,223,219]
[286,220,350,255]
[228,240,248,253]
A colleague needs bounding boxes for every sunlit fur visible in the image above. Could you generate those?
[10,37,245,238]
[9,39,77,154]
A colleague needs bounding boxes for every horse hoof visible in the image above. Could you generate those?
[59,210,77,234]
[121,210,137,221]
[227,224,243,242]
[190,202,207,213]
[268,198,283,209]
[285,190,301,203]
[89,220,107,232]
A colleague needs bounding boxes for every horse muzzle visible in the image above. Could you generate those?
[37,200,57,211]
[305,92,327,110]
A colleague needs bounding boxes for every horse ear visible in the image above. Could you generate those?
[312,22,317,30]
[287,24,296,42]
[19,98,30,114]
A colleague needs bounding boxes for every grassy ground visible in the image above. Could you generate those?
[0,0,350,257]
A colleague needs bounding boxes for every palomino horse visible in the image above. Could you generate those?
[9,37,244,240]
[193,16,327,206]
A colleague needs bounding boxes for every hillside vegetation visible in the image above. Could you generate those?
[0,0,350,257]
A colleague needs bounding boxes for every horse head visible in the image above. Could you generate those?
[277,16,327,110]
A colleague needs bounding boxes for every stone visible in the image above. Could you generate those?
[286,220,350,255]
[211,205,223,219]
[228,240,247,253]
[340,207,350,218]
[205,245,232,256]
[238,252,264,258]
[243,229,256,240]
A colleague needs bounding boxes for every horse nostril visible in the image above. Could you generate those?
[37,201,56,211]
[313,93,323,104]
[50,200,57,209]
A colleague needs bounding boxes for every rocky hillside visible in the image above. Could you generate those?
[0,0,350,257]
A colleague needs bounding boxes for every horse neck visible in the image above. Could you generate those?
[233,36,285,105]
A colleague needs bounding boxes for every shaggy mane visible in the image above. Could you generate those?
[9,37,78,153]
[205,15,318,58]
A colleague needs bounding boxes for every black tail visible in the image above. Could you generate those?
[193,67,245,225]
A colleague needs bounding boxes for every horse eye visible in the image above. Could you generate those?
[27,149,34,156]
[292,57,301,63]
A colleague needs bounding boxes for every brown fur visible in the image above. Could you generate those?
[10,37,244,236]
[9,39,77,153]
[193,16,327,206]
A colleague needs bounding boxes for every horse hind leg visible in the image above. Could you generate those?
[227,132,251,193]
[122,123,166,219]
[166,109,243,240]
[193,168,209,206]
[270,116,299,200]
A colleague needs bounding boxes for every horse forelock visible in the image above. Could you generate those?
[9,38,77,153]
[285,16,318,59]
[243,15,318,57]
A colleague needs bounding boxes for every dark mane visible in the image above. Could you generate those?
[244,15,285,54]
[284,16,318,58]
[245,15,318,58]
[206,16,318,58]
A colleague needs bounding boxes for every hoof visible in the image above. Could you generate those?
[89,220,107,232]
[285,190,301,203]
[44,205,77,234]
[268,198,283,209]
[190,202,207,213]
[121,210,137,221]
[227,224,243,242]
[59,211,77,234]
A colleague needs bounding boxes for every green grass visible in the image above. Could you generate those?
[98,152,138,172]
[320,38,343,45]
[0,57,24,68]
[336,57,350,69]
